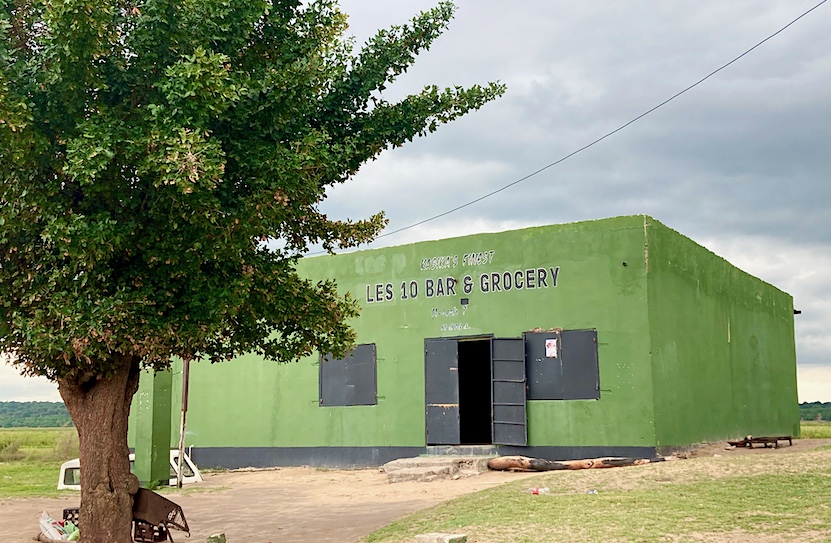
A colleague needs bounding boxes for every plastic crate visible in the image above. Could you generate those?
[62,507,80,526]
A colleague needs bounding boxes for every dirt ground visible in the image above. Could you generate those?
[0,466,537,543]
[3,439,830,543]
[686,435,826,458]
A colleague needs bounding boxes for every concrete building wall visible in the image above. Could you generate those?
[645,219,799,448]
[129,215,799,468]
[294,215,657,452]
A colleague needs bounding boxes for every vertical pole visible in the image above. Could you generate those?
[176,357,190,488]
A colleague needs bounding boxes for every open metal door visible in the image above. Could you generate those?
[491,338,527,446]
[424,338,460,445]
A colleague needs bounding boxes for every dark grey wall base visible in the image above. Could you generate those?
[190,445,660,470]
[192,446,427,469]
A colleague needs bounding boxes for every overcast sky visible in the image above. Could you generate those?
[2,0,829,402]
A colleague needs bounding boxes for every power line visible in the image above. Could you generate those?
[369,0,827,240]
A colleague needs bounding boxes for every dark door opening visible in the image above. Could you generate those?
[458,339,492,445]
[425,336,526,447]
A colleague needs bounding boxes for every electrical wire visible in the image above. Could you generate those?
[308,0,827,255]
[371,0,827,240]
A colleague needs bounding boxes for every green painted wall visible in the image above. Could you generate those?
[130,215,798,457]
[645,218,800,446]
[298,215,657,448]
[130,369,172,484]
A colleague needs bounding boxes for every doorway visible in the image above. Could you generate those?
[424,336,527,447]
[458,339,492,444]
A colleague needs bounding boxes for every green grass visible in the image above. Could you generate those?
[368,476,831,542]
[0,427,78,456]
[0,427,79,498]
[365,446,831,543]
[0,427,222,499]
[801,421,831,439]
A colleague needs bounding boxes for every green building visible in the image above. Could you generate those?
[130,215,799,471]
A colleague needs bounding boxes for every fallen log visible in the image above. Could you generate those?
[487,455,667,472]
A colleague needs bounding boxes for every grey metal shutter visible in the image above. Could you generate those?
[524,330,600,400]
[424,338,461,445]
[491,338,527,446]
[319,344,377,406]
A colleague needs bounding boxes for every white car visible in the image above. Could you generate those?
[58,450,203,490]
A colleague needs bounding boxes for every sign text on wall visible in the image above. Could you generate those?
[365,264,560,304]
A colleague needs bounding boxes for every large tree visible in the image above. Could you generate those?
[0,0,503,540]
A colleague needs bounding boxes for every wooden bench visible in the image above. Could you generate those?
[727,435,792,449]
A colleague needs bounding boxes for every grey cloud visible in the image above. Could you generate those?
[326,0,831,399]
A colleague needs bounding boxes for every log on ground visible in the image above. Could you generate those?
[487,455,667,472]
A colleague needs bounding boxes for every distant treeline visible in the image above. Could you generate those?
[800,401,831,421]
[0,401,73,428]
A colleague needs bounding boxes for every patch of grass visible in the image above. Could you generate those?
[365,449,831,543]
[168,484,231,497]
[0,427,79,461]
[0,459,72,498]
[801,421,831,439]
[0,440,25,462]
[51,430,80,460]
[0,427,216,499]
[0,427,74,448]
[0,427,80,498]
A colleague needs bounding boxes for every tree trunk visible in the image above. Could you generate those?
[58,354,141,543]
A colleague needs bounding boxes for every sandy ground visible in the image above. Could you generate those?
[3,439,830,543]
[686,435,825,457]
[0,466,537,543]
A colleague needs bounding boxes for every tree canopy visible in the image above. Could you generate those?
[0,0,504,379]
[800,401,831,421]
[1,1,503,539]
